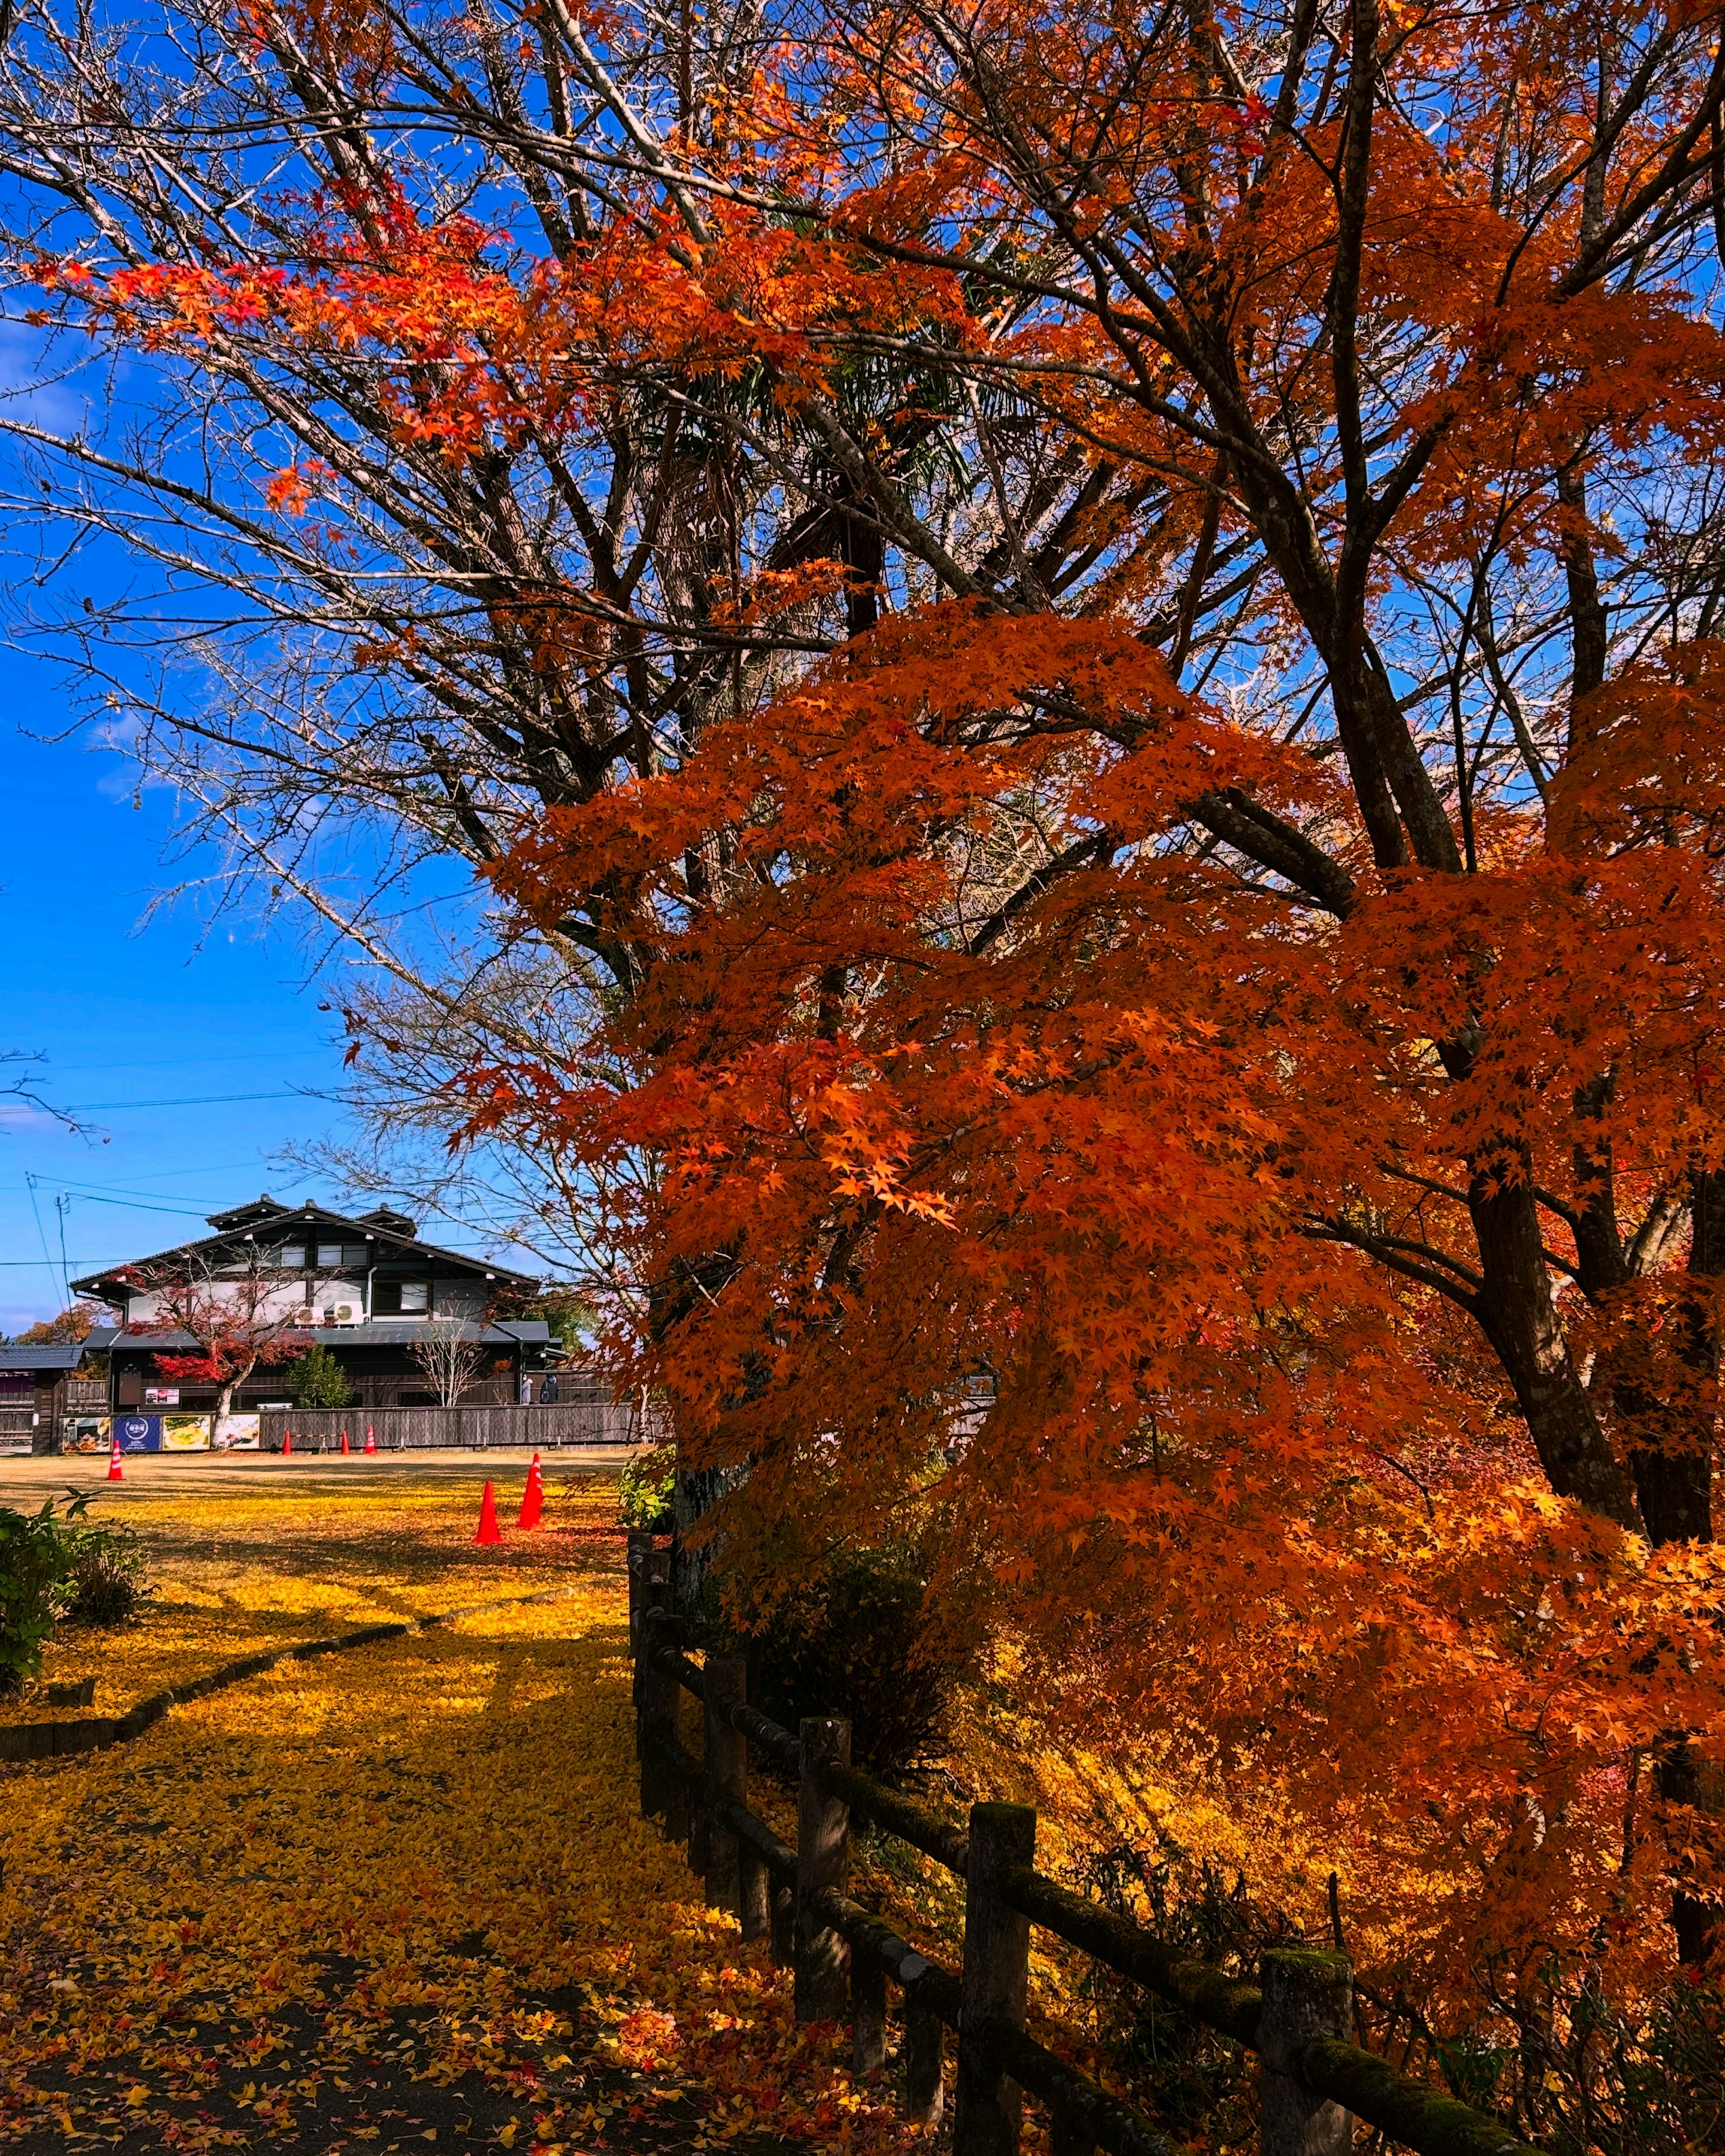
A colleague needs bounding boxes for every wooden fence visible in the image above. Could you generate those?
[626,1531,1538,2156]
[257,1401,654,1450]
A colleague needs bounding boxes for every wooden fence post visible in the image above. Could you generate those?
[955,1801,1035,2156]
[771,1878,796,1967]
[703,1654,747,1917]
[1258,1950,1353,2156]
[903,2001,945,2127]
[851,1948,887,2078]
[626,1529,653,1654]
[735,1670,772,1943]
[658,1613,690,1845]
[638,1604,688,1838]
[635,1594,666,1815]
[795,1716,850,2023]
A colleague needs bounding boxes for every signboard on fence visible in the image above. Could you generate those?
[62,1415,111,1454]
[213,1413,260,1451]
[161,1413,212,1452]
[114,1414,162,1454]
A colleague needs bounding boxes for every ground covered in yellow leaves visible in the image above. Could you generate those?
[2,1457,615,1727]
[0,1463,930,2156]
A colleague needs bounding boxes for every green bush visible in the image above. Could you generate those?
[744,1547,960,1776]
[618,1447,676,1533]
[0,1492,88,1697]
[62,1522,152,1627]
[286,1342,354,1409]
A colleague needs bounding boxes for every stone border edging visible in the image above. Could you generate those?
[0,1585,579,1766]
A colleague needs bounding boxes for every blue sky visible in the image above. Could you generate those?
[0,636,363,1332]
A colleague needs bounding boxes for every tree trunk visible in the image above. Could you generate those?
[672,1455,745,1621]
[1466,1167,1641,1532]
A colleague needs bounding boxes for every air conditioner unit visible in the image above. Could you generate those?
[336,1304,356,1324]
[292,1306,315,1324]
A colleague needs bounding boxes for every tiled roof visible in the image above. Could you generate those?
[0,1343,87,1371]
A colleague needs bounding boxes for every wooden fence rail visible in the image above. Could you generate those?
[624,1531,1538,2156]
[257,1403,650,1450]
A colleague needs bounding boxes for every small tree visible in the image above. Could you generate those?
[284,1343,354,1410]
[409,1321,483,1408]
[126,1254,305,1426]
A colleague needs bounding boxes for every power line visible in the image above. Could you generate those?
[34,1048,329,1078]
[62,1090,327,1110]
[37,1162,306,1192]
[52,1189,228,1219]
[22,1176,60,1305]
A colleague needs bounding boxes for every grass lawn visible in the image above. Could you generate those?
[0,1464,920,2156]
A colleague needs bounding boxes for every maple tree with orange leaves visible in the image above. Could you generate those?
[6,0,1725,2054]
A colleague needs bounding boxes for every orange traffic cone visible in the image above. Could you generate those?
[282,1429,293,1457]
[474,1481,503,1545]
[340,1428,350,1454]
[364,1425,376,1455]
[106,1434,123,1482]
[517,1452,544,1531]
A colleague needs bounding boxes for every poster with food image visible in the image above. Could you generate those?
[161,1413,212,1451]
[62,1416,111,1454]
[213,1413,260,1451]
[114,1414,162,1453]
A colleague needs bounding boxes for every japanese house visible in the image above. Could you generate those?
[71,1196,559,1415]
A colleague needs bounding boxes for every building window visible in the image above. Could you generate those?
[316,1241,368,1271]
[373,1279,430,1315]
[276,1244,306,1269]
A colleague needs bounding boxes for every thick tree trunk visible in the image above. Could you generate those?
[672,1455,744,1621]
[1466,1168,1641,1532]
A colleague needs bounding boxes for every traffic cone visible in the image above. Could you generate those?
[106,1433,123,1482]
[474,1481,503,1546]
[340,1428,350,1455]
[517,1452,544,1531]
[282,1429,293,1457]
[364,1424,376,1455]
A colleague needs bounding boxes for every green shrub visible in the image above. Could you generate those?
[286,1342,354,1409]
[744,1547,960,1776]
[0,1492,88,1697]
[618,1447,676,1533]
[62,1522,152,1627]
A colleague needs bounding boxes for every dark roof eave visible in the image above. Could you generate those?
[71,1203,539,1297]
